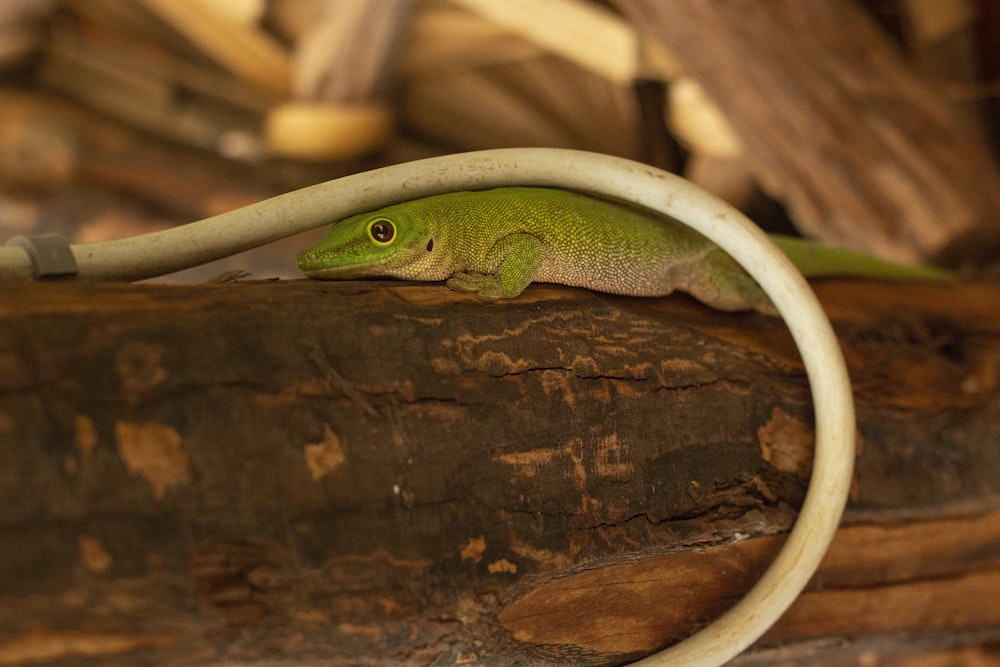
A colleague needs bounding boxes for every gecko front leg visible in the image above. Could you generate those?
[447,233,545,301]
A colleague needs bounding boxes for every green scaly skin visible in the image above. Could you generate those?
[297,187,952,312]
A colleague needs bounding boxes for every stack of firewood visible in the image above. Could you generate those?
[0,0,998,280]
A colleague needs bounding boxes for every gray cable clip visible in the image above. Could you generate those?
[5,234,78,278]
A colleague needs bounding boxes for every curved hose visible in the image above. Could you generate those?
[1,148,855,665]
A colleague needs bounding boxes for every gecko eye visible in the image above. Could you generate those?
[367,218,395,245]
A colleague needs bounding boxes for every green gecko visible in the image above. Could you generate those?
[297,186,952,312]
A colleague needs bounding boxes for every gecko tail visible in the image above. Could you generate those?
[770,234,955,283]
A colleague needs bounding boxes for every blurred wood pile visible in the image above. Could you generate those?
[0,0,998,280]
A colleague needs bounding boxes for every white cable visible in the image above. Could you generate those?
[1,149,854,664]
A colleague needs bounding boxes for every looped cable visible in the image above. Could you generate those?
[0,149,855,665]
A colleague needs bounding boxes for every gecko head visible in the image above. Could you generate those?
[297,207,435,280]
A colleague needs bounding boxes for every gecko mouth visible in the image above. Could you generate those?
[297,251,387,278]
[298,262,371,278]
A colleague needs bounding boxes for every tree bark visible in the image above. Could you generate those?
[614,0,1000,265]
[0,279,998,665]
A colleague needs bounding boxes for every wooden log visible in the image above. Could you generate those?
[614,0,1000,265]
[0,279,998,665]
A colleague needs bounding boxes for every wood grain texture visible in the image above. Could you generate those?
[615,0,1000,264]
[0,279,997,665]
